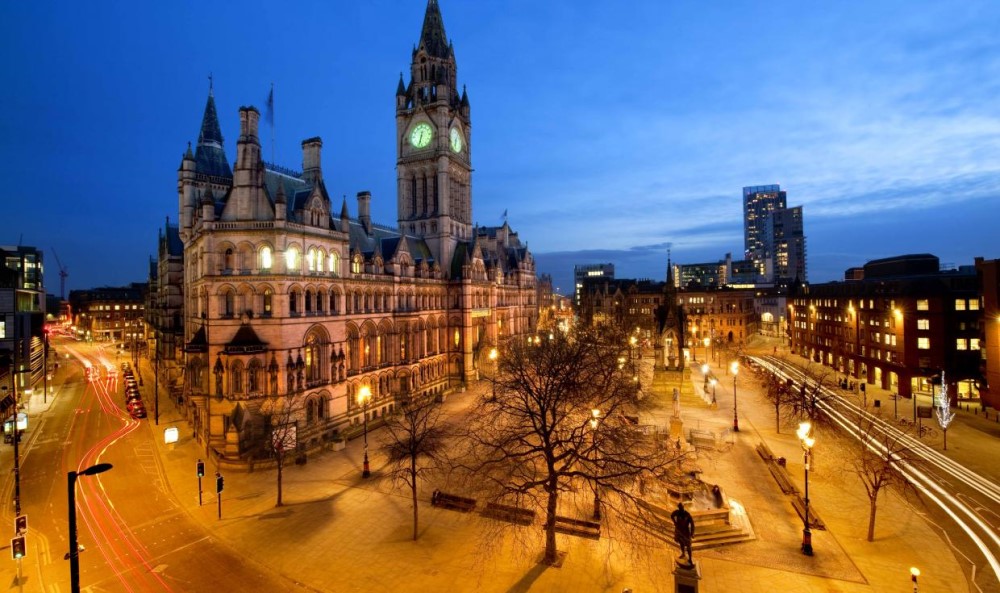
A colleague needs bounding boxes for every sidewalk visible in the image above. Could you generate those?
[139,349,976,593]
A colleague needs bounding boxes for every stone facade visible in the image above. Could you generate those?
[156,1,537,463]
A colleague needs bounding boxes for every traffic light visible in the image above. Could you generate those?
[15,514,26,534]
[196,460,205,477]
[11,535,25,559]
[215,472,224,493]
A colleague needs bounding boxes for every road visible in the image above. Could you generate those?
[2,337,312,592]
[754,354,1000,593]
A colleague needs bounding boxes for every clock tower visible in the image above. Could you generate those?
[396,0,472,275]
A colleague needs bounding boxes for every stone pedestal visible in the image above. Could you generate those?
[672,560,701,593]
[670,416,684,441]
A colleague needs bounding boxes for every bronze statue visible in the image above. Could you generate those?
[671,502,695,566]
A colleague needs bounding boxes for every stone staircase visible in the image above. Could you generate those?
[624,494,755,550]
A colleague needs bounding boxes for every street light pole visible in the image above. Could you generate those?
[359,385,372,478]
[910,567,920,593]
[68,463,113,593]
[488,347,498,401]
[731,362,740,432]
[797,422,814,556]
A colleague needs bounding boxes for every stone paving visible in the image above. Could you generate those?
[16,338,992,592]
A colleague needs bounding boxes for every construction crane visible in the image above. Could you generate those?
[51,248,68,300]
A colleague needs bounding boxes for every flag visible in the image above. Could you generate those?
[265,84,274,126]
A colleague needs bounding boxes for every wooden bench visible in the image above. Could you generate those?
[482,502,535,526]
[791,496,825,530]
[767,462,799,495]
[756,441,775,462]
[431,490,477,512]
[553,515,601,540]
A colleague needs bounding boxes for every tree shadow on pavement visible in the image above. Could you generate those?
[503,561,550,593]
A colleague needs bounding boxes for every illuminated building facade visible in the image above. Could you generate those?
[789,254,980,401]
[0,245,46,415]
[574,263,614,307]
[158,0,537,461]
[743,184,807,284]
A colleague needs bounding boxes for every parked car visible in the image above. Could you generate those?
[129,403,147,419]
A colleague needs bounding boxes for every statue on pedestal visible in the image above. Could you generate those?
[671,502,695,567]
[672,387,681,419]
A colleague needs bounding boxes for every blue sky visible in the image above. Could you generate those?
[2,1,999,296]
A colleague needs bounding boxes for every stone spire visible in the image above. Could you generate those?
[194,83,233,178]
[417,0,451,59]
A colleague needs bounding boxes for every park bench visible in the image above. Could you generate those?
[431,490,477,512]
[482,502,535,526]
[553,515,601,540]
[791,496,825,530]
[767,461,799,495]
[755,441,775,462]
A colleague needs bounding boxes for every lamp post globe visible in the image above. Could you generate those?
[358,385,372,478]
[797,422,815,556]
[590,409,601,520]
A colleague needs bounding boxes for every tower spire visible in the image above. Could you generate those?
[194,82,232,178]
[418,0,451,59]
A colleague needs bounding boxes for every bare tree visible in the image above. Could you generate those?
[844,408,919,541]
[758,364,799,433]
[256,394,302,507]
[380,397,449,541]
[457,323,683,565]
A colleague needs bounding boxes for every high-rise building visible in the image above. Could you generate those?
[742,184,806,284]
[155,0,538,463]
[574,263,614,307]
[0,245,47,416]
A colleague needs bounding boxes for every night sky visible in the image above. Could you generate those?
[3,0,999,295]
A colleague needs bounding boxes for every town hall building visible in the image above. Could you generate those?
[152,0,537,463]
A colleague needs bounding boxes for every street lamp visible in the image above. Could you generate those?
[910,567,920,593]
[701,363,709,392]
[703,337,710,364]
[590,408,601,520]
[68,462,113,593]
[710,377,717,405]
[488,347,498,401]
[731,361,740,432]
[797,422,815,556]
[358,385,372,478]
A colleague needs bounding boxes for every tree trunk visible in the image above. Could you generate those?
[943,428,948,451]
[410,456,419,541]
[867,491,878,542]
[543,479,559,564]
[775,401,781,434]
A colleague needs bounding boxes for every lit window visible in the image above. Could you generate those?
[260,247,272,270]
[286,247,299,270]
[969,299,980,311]
[329,252,339,276]
[307,249,317,272]
[917,319,930,330]
[352,257,362,274]
[884,334,891,345]
[971,339,981,350]
[917,299,929,311]
[955,299,966,311]
[918,337,930,350]
[956,339,967,350]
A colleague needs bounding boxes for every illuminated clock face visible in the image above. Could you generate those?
[449,127,463,152]
[409,123,433,148]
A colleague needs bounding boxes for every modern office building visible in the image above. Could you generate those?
[743,185,807,284]
[789,254,980,402]
[0,245,46,415]
[154,0,538,462]
[69,284,148,348]
[574,263,614,307]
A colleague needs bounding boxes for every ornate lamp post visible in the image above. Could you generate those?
[710,377,717,405]
[910,567,920,593]
[69,463,113,592]
[797,421,815,556]
[488,347,498,400]
[590,408,601,520]
[358,385,372,478]
[701,363,709,392]
[731,361,740,432]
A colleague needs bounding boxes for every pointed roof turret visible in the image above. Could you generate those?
[194,85,233,178]
[418,0,451,59]
[460,85,469,108]
[396,72,407,96]
[340,195,350,220]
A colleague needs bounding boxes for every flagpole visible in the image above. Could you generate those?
[270,82,275,164]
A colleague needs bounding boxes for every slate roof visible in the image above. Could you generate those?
[417,0,451,59]
[194,92,233,178]
[185,325,207,353]
[225,323,268,354]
